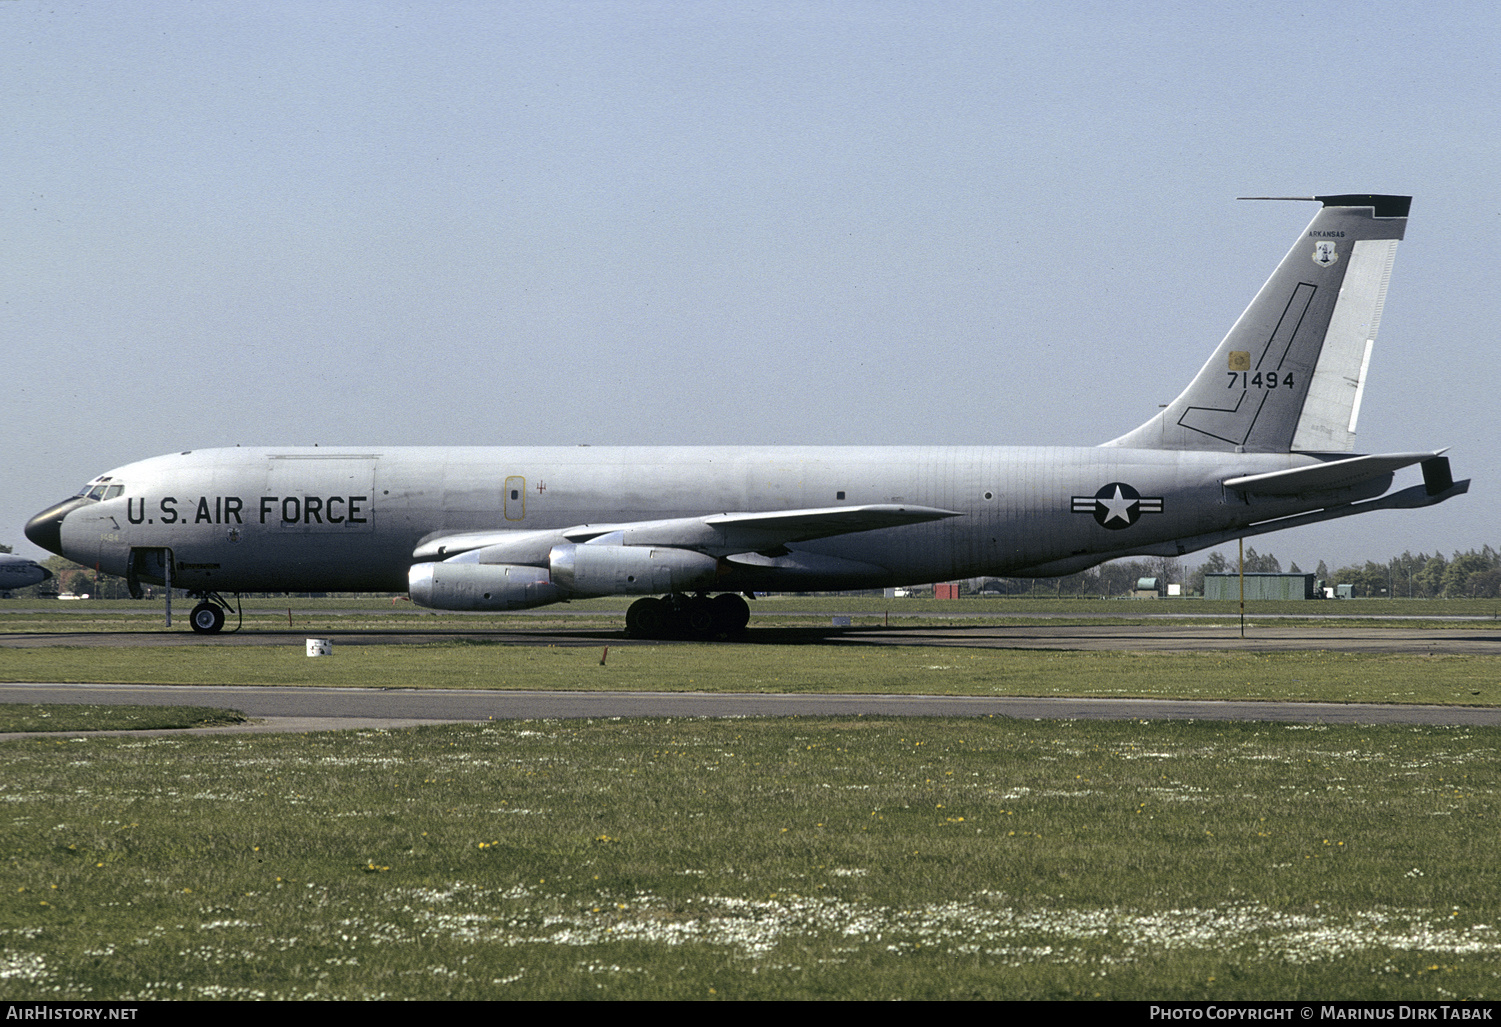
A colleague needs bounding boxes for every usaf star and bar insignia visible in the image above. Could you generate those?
[1071,482,1164,530]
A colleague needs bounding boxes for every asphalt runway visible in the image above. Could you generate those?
[1,682,1499,738]
[3,623,1498,737]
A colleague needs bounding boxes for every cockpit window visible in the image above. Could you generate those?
[75,479,123,501]
[73,480,122,498]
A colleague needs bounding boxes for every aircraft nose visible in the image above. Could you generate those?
[24,497,90,557]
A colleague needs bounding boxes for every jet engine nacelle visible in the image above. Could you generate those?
[408,561,561,611]
[548,543,719,597]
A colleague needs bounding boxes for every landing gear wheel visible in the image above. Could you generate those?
[626,597,668,638]
[711,592,751,634]
[684,595,718,638]
[189,602,225,634]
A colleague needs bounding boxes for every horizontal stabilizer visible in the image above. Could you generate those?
[1222,450,1443,496]
[1127,476,1469,560]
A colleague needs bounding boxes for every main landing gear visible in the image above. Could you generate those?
[187,592,241,635]
[625,592,751,640]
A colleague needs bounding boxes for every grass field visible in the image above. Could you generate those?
[0,704,244,733]
[2,597,1497,999]
[1,642,1498,707]
[1,716,1496,1000]
[3,595,1500,634]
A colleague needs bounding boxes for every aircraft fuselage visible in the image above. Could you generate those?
[41,444,1377,595]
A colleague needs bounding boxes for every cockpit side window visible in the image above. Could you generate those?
[84,484,107,501]
[103,485,124,500]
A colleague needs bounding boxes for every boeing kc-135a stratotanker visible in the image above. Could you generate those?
[25,194,1467,637]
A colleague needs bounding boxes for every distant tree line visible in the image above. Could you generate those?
[1324,547,1501,599]
[976,545,1501,599]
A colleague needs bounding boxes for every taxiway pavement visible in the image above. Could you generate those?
[1,681,1499,739]
[3,623,1497,736]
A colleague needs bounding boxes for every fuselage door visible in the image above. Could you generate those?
[504,476,526,521]
[126,547,173,598]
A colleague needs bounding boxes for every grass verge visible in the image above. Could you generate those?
[0,704,246,733]
[0,643,1497,706]
[3,596,1500,634]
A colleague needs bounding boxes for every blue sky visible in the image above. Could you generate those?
[5,1,1497,571]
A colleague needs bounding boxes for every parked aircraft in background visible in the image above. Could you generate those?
[25,194,1466,636]
[0,553,51,597]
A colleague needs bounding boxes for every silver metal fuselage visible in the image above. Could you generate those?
[52,444,1355,594]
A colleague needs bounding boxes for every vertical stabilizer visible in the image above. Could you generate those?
[1106,195,1409,453]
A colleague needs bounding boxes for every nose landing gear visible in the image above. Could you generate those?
[187,592,241,634]
[189,602,225,634]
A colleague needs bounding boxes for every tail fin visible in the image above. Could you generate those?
[1107,194,1409,453]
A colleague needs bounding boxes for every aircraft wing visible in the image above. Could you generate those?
[414,504,961,562]
[413,530,538,560]
[1222,451,1445,496]
[566,503,963,555]
[638,504,962,553]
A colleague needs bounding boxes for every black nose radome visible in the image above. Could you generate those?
[24,497,90,557]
